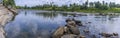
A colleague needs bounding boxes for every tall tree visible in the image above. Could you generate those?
[109,2,116,8]
[89,2,94,8]
[102,1,105,5]
[94,1,101,9]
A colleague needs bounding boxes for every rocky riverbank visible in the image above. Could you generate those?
[0,4,16,38]
[52,14,119,38]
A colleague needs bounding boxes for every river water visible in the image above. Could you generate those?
[4,10,120,38]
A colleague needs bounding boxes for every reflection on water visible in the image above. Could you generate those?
[5,10,120,38]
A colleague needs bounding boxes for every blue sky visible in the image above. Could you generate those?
[14,0,120,7]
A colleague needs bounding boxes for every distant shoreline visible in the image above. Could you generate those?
[18,9,120,13]
[18,9,120,16]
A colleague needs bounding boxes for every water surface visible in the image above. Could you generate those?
[5,10,120,38]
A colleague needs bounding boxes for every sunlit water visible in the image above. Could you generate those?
[5,10,120,38]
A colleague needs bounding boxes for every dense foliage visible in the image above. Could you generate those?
[3,0,16,8]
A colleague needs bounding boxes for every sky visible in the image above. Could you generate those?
[14,0,120,7]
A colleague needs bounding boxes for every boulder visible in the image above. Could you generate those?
[69,27,80,35]
[52,26,65,38]
[77,35,85,38]
[66,18,73,23]
[74,20,82,24]
[83,30,90,33]
[61,34,77,38]
[72,19,83,26]
[66,21,76,27]
[64,26,71,34]
[77,23,83,26]
[113,33,118,36]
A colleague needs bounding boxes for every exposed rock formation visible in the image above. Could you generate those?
[52,17,82,38]
[0,4,16,38]
[52,26,65,38]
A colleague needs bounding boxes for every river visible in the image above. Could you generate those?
[4,10,120,38]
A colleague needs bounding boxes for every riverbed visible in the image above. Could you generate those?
[5,10,120,38]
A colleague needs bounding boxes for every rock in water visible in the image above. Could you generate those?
[77,35,86,38]
[74,20,81,24]
[83,30,90,33]
[113,33,118,36]
[69,27,80,35]
[74,20,83,26]
[77,23,83,26]
[52,26,65,38]
[64,26,71,34]
[61,34,77,38]
[61,34,85,38]
[66,21,76,27]
[66,18,73,23]
[99,32,113,37]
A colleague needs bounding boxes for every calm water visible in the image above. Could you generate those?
[5,10,120,38]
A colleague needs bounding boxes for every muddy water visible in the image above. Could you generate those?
[4,10,120,38]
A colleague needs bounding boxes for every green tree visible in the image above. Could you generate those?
[102,1,105,5]
[69,3,80,12]
[61,5,68,11]
[89,2,94,8]
[100,5,109,10]
[52,5,58,11]
[3,0,16,8]
[94,1,101,9]
[109,2,116,8]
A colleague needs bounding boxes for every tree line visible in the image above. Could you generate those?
[17,1,120,12]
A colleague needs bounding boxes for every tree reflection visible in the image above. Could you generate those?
[35,12,58,19]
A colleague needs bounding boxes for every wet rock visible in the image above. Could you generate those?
[66,18,83,26]
[73,14,78,17]
[77,23,83,26]
[99,32,113,37]
[65,25,80,35]
[66,21,76,27]
[66,18,73,23]
[99,32,119,38]
[61,34,77,38]
[88,22,91,23]
[72,19,83,26]
[77,35,85,38]
[52,26,65,38]
[64,27,72,34]
[113,33,118,36]
[74,20,82,24]
[65,24,80,35]
[69,27,80,35]
[74,20,82,26]
[83,30,90,33]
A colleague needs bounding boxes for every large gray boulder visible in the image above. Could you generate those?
[52,26,65,38]
[69,27,80,35]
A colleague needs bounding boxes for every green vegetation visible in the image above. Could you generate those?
[16,1,120,13]
[3,0,16,8]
